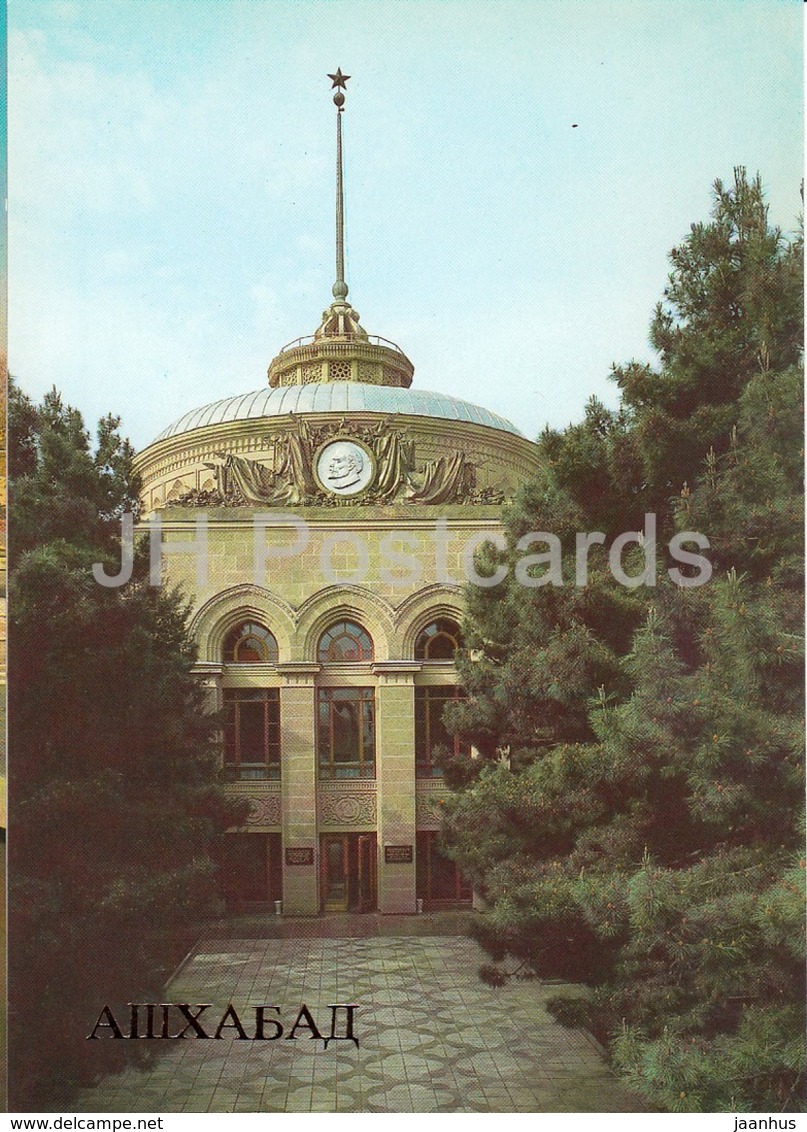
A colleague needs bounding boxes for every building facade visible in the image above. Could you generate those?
[132,77,542,916]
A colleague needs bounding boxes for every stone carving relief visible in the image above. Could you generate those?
[318,790,376,828]
[172,415,504,509]
[246,795,282,826]
[415,780,449,830]
[165,479,190,503]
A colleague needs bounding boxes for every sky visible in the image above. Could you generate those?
[7,0,804,451]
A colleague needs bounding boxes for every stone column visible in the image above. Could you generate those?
[373,662,421,914]
[278,662,321,914]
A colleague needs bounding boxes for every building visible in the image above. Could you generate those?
[132,74,542,916]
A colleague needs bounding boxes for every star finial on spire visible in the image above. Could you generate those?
[329,70,350,300]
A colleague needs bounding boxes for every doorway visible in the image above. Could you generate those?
[416,830,471,910]
[220,832,282,911]
[320,832,377,912]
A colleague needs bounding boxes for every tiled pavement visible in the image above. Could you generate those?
[75,934,647,1113]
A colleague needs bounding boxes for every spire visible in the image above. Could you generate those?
[313,69,366,342]
[329,68,349,302]
[266,72,415,389]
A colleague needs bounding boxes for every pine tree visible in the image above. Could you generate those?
[8,383,245,1109]
[439,172,805,1111]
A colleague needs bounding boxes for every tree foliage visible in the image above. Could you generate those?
[439,171,805,1112]
[8,384,244,1109]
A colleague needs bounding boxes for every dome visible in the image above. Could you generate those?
[152,381,522,443]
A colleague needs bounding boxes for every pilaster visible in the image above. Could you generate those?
[193,662,223,713]
[373,661,420,913]
[278,662,321,913]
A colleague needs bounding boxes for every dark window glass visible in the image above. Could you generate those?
[224,622,279,664]
[317,621,374,663]
[414,618,462,661]
[223,688,281,780]
[317,687,375,779]
[415,686,469,777]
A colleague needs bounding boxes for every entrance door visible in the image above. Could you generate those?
[221,833,282,911]
[321,834,349,911]
[320,833,377,912]
[416,830,471,910]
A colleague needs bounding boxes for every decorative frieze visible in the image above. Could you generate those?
[415,780,449,829]
[134,409,543,518]
[168,416,492,509]
[223,784,283,828]
[246,794,283,826]
[224,781,447,829]
[318,786,377,828]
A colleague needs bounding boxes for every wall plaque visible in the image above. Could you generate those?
[285,847,315,866]
[315,438,375,496]
[384,844,414,864]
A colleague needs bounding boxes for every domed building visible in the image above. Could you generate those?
[133,74,542,916]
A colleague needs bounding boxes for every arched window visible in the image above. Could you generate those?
[224,621,279,665]
[317,620,374,663]
[414,618,462,661]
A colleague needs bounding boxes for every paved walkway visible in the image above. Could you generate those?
[75,934,646,1113]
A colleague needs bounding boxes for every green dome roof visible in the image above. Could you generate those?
[153,381,522,443]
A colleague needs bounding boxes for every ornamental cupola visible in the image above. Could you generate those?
[133,71,542,517]
[267,69,414,391]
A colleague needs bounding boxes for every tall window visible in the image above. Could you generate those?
[317,688,375,779]
[223,688,281,780]
[318,620,374,663]
[415,686,469,777]
[414,618,462,661]
[224,621,279,664]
